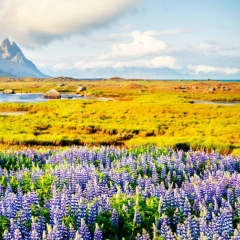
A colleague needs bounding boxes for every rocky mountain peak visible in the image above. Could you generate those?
[1,38,11,50]
[0,38,48,78]
[1,38,24,61]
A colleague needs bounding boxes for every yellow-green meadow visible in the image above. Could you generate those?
[0,77,239,154]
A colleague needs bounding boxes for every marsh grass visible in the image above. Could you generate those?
[0,78,239,154]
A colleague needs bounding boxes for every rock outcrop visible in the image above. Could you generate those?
[76,86,87,94]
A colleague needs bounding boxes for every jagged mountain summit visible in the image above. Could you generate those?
[0,38,48,77]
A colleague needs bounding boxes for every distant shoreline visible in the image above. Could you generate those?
[69,78,240,82]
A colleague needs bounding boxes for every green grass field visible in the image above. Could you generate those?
[0,77,239,154]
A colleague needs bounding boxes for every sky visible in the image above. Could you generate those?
[0,0,240,79]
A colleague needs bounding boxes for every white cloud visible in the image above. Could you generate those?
[74,56,178,70]
[188,65,240,75]
[0,0,140,46]
[99,30,175,60]
[194,41,240,57]
[72,30,181,71]
[114,56,178,69]
[149,56,178,69]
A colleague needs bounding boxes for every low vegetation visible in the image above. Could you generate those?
[0,77,239,154]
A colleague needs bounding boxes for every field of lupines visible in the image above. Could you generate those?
[0,146,240,239]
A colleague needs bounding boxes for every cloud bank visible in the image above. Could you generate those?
[73,30,179,71]
[188,65,240,75]
[99,30,174,60]
[0,0,140,46]
[74,56,178,70]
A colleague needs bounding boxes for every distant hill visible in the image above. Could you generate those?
[0,38,48,78]
[48,66,191,80]
[0,68,16,77]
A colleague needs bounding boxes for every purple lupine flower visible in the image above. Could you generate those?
[22,197,32,223]
[111,208,119,228]
[61,223,68,239]
[185,214,200,239]
[68,224,76,239]
[227,188,234,208]
[9,218,19,236]
[50,206,63,226]
[221,208,234,236]
[172,209,180,227]
[93,223,103,240]
[0,184,4,197]
[142,228,151,240]
[160,221,174,239]
[88,202,98,225]
[176,223,187,239]
[71,195,78,215]
[79,219,91,240]
[135,233,143,240]
[133,208,141,225]
[13,229,22,240]
[60,192,70,217]
[31,217,42,239]
[52,225,63,240]
[183,197,191,218]
[76,199,87,227]
[3,229,12,240]
[30,228,39,240]
[152,167,159,184]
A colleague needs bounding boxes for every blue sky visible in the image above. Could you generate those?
[0,0,240,79]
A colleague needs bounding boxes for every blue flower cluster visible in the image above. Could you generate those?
[0,146,240,239]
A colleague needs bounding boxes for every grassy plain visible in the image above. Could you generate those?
[0,77,239,154]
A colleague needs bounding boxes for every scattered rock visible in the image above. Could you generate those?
[76,86,87,93]
[222,87,231,91]
[3,89,15,94]
[54,76,75,81]
[208,87,216,92]
[178,86,186,90]
[192,86,198,90]
[140,89,145,93]
[59,83,66,87]
[43,89,61,99]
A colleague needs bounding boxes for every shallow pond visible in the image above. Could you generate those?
[194,100,239,105]
[0,111,27,116]
[0,93,88,103]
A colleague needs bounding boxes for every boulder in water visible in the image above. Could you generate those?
[43,89,61,99]
[3,89,15,94]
